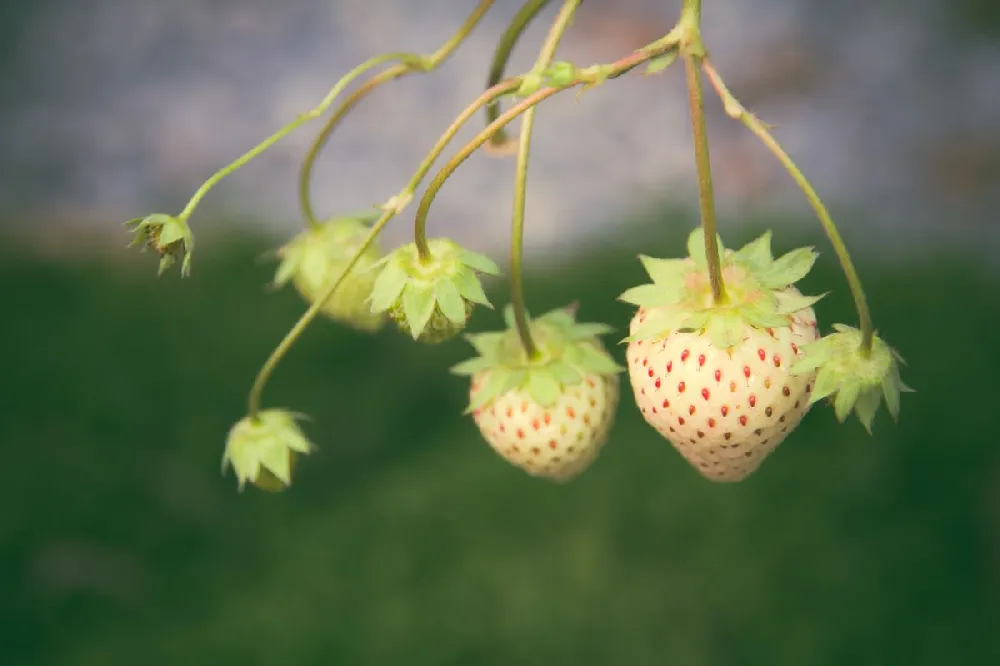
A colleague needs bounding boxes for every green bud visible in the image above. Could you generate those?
[125,213,194,276]
[222,409,317,492]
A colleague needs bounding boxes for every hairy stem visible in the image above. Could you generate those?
[702,59,874,354]
[485,0,552,151]
[510,0,581,358]
[298,0,496,229]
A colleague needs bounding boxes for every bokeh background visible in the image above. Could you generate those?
[2,1,999,665]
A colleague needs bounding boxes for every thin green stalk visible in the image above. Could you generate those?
[702,59,875,354]
[298,0,496,229]
[177,52,424,223]
[485,0,552,151]
[248,209,394,418]
[413,35,684,261]
[509,0,581,358]
[299,67,405,229]
[683,52,726,304]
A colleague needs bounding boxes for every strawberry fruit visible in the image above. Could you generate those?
[620,229,824,482]
[452,305,622,481]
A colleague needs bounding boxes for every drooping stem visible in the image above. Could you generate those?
[299,67,404,229]
[248,210,395,418]
[177,51,425,224]
[485,0,552,151]
[298,0,496,229]
[509,0,581,358]
[411,79,523,262]
[678,3,726,305]
[413,37,683,262]
[702,59,875,355]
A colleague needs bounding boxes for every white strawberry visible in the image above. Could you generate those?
[620,229,825,482]
[451,305,622,482]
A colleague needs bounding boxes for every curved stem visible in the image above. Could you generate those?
[485,0,552,150]
[412,80,523,262]
[683,52,726,305]
[702,59,874,355]
[297,0,495,230]
[509,0,581,358]
[299,66,405,229]
[177,52,424,223]
[249,210,395,418]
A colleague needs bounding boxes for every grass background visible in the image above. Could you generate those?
[2,211,998,666]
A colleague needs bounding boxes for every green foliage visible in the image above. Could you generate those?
[2,220,999,666]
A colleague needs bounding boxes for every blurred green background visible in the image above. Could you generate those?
[3,212,998,666]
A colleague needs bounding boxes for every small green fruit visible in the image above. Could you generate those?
[222,409,316,492]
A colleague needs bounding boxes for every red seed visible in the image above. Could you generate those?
[698,354,706,367]
[666,361,673,373]
[749,395,757,408]
[681,349,690,362]
[721,406,729,416]
[714,369,722,382]
[662,399,670,408]
[549,439,558,449]
[758,349,766,361]
[744,366,751,379]
[708,418,716,428]
[648,368,654,377]
[678,416,686,425]
[655,379,661,389]
[517,429,525,439]
[532,419,540,430]
[678,381,686,393]
[689,405,696,415]
[773,355,781,367]
[791,343,799,354]
[782,386,791,396]
[642,358,648,366]
[739,416,748,426]
[566,406,576,418]
[701,388,710,400]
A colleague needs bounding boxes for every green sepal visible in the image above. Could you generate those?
[732,230,774,273]
[626,308,691,343]
[368,260,408,314]
[434,279,468,326]
[455,303,621,411]
[454,268,492,307]
[639,255,691,286]
[221,409,317,493]
[618,283,684,308]
[686,228,725,273]
[401,284,436,339]
[706,312,744,350]
[125,213,194,277]
[793,324,912,432]
[775,290,826,315]
[459,248,501,276]
[756,246,818,290]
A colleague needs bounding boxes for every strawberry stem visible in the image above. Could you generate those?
[509,0,581,359]
[679,0,728,305]
[701,59,875,356]
[298,1,495,231]
[484,0,553,151]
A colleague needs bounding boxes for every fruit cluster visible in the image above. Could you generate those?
[125,0,911,492]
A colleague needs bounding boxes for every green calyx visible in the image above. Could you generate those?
[222,409,317,492]
[451,304,623,412]
[791,324,914,433]
[368,238,500,343]
[619,228,824,349]
[272,213,386,333]
[125,213,194,276]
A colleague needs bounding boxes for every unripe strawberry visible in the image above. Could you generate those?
[222,409,316,492]
[620,229,827,482]
[125,213,194,276]
[272,213,386,333]
[369,238,500,344]
[452,305,623,481]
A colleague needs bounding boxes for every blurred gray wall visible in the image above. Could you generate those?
[1,0,998,257]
